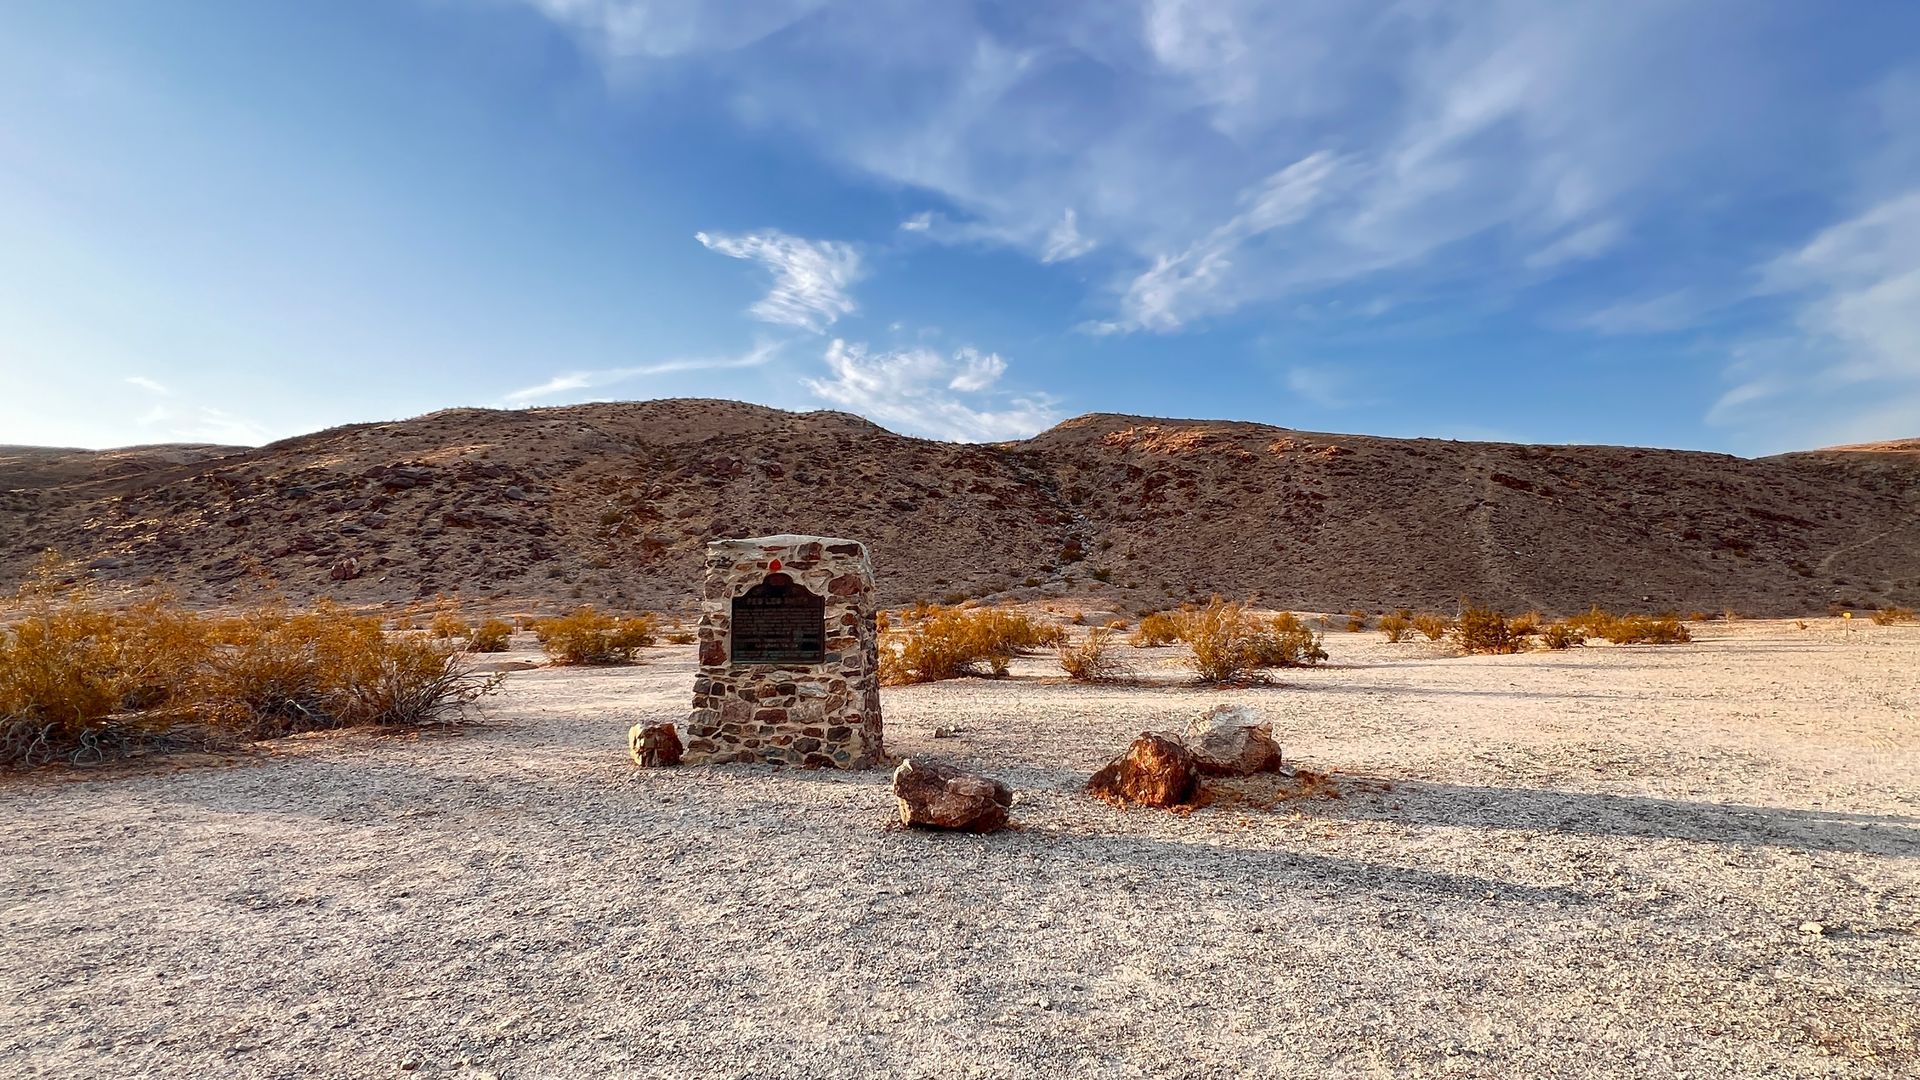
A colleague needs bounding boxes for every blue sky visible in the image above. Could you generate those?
[3,1,1918,454]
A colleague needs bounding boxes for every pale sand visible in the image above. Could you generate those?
[2,620,1916,1078]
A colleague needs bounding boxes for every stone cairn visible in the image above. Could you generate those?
[682,534,885,768]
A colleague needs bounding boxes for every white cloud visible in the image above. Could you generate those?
[1284,365,1351,409]
[695,229,861,332]
[1040,209,1095,263]
[524,0,824,58]
[1573,290,1711,335]
[528,2,1906,343]
[1100,151,1343,333]
[804,339,1057,442]
[124,375,172,396]
[118,375,271,445]
[1526,220,1624,269]
[1709,189,1920,450]
[501,340,783,404]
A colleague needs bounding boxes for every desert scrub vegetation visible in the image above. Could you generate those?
[1870,606,1917,625]
[1378,610,1413,642]
[1451,603,1532,654]
[1178,599,1327,683]
[469,618,514,653]
[0,565,496,767]
[1345,609,1370,632]
[1127,611,1182,647]
[1412,613,1453,641]
[879,606,1065,685]
[1057,627,1133,683]
[534,607,657,665]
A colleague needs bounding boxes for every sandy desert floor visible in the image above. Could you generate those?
[2,619,1916,1078]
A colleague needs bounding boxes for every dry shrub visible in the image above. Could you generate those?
[1598,614,1691,644]
[1540,622,1585,650]
[469,618,513,653]
[1563,606,1615,640]
[1177,598,1325,683]
[201,603,497,736]
[1057,627,1133,683]
[1412,613,1452,641]
[0,577,211,764]
[535,607,656,664]
[1345,609,1370,632]
[663,630,697,645]
[2,567,495,766]
[1128,611,1182,647]
[429,611,469,641]
[880,605,1045,684]
[1104,618,1130,630]
[1452,603,1528,654]
[1870,606,1917,625]
[1378,610,1412,643]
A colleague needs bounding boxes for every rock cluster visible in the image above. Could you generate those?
[1088,706,1289,808]
[891,759,1014,832]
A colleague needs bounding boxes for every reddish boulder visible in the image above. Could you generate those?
[629,722,684,767]
[891,759,1014,832]
[1087,733,1201,808]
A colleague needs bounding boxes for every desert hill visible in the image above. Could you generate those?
[2,400,1915,616]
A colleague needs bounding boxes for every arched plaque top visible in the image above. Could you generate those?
[730,573,826,664]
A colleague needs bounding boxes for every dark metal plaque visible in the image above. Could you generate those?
[730,573,826,664]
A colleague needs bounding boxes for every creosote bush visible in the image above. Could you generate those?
[1,563,496,767]
[1345,609,1370,632]
[1177,598,1326,683]
[535,607,657,665]
[469,618,513,653]
[1378,610,1413,643]
[1057,627,1132,683]
[1870,606,1917,626]
[879,605,1064,685]
[1597,614,1691,644]
[1128,611,1182,647]
[1452,603,1529,655]
[1412,613,1453,642]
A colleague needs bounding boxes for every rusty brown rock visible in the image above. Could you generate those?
[1087,732,1200,808]
[628,722,683,767]
[891,759,1013,832]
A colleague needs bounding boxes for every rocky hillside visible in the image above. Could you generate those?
[2,400,1915,616]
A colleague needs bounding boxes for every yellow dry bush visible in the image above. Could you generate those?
[1127,611,1182,647]
[1452,603,1527,654]
[1057,627,1132,683]
[469,618,513,653]
[1564,606,1615,640]
[536,607,656,665]
[429,611,470,642]
[1345,609,1370,632]
[1598,614,1691,644]
[3,571,495,765]
[1870,606,1917,626]
[663,630,697,645]
[1176,598,1325,683]
[1378,610,1413,643]
[1540,622,1585,650]
[880,605,1019,685]
[1412,613,1453,641]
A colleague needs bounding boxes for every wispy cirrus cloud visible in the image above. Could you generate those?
[1709,188,1920,450]
[526,1,1828,334]
[501,340,783,405]
[803,339,1056,442]
[122,375,272,444]
[695,230,861,332]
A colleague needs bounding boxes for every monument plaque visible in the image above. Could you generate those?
[682,534,885,769]
[730,573,825,664]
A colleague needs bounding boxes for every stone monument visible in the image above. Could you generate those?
[682,534,885,768]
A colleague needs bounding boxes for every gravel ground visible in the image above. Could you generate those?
[2,619,1916,1078]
